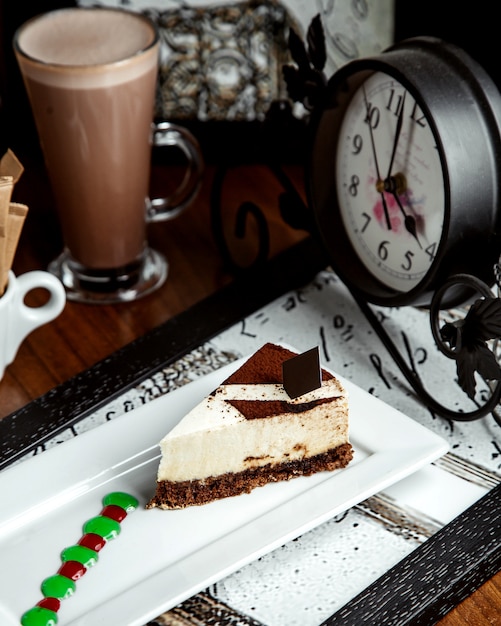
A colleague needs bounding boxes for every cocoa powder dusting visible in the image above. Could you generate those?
[227,397,334,419]
[223,343,333,385]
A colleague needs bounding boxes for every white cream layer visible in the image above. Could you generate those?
[157,380,349,482]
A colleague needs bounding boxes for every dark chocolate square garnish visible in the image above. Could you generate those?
[282,346,321,399]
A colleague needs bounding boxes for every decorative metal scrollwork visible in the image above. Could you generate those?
[211,145,501,424]
[209,118,314,274]
[351,278,501,424]
[210,164,270,274]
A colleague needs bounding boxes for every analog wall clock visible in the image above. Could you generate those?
[306,36,501,308]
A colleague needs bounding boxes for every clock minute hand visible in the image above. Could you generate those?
[383,91,421,246]
[386,91,406,179]
[363,86,392,230]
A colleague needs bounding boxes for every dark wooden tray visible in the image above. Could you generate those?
[0,236,499,626]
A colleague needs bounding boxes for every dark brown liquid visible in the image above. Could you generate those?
[23,65,157,268]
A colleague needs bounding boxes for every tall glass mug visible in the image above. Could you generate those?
[14,7,203,303]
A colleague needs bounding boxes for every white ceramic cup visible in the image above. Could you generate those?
[0,271,66,380]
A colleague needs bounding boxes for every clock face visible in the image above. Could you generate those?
[335,71,446,293]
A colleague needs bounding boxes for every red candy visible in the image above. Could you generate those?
[101,504,127,522]
[58,560,87,581]
[36,597,61,612]
[78,532,106,552]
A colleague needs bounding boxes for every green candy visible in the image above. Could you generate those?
[61,544,98,567]
[21,492,139,626]
[83,515,121,540]
[102,492,138,513]
[21,606,58,626]
[41,574,75,599]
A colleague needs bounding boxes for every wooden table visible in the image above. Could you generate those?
[1,149,499,625]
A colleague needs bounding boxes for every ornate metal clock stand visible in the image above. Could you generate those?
[210,18,501,426]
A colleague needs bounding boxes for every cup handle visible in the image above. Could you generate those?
[12,271,66,352]
[146,121,204,223]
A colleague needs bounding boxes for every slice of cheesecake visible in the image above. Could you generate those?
[147,343,353,509]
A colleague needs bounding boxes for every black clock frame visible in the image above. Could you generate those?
[307,36,501,309]
[0,236,499,624]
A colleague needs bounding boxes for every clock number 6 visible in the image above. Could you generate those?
[378,240,389,261]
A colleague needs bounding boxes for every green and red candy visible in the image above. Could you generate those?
[20,492,138,626]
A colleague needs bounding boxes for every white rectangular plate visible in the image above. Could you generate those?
[0,358,448,625]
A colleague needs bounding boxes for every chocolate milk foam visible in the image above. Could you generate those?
[15,9,159,269]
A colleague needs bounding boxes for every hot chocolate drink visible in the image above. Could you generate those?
[15,8,159,269]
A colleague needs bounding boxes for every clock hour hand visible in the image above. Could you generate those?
[363,86,392,230]
[384,174,422,248]
[394,192,422,248]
